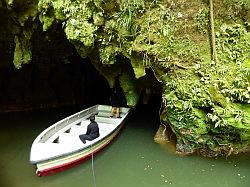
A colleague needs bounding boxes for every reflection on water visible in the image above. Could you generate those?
[0,105,249,187]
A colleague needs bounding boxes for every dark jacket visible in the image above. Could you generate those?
[86,122,100,139]
[110,87,124,107]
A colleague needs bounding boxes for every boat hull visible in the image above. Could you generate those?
[36,123,124,176]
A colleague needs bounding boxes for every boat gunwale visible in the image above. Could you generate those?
[34,105,98,144]
[30,105,130,164]
[36,123,125,176]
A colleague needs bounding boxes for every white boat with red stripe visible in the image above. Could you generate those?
[29,105,131,176]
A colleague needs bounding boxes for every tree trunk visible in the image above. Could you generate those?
[209,0,218,64]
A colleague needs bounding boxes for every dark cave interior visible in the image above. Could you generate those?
[0,19,163,114]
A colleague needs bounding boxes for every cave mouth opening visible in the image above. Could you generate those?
[134,68,164,131]
[1,20,164,118]
[135,68,177,147]
[114,54,164,119]
[137,68,163,112]
[0,22,112,113]
[0,53,112,113]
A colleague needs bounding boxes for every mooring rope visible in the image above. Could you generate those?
[91,145,97,187]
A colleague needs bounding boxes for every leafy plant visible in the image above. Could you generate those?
[216,24,250,65]
[194,8,209,34]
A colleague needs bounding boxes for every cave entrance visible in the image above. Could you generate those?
[136,68,177,148]
[31,21,112,111]
[48,55,111,109]
[137,68,163,110]
[0,22,111,113]
[135,68,163,129]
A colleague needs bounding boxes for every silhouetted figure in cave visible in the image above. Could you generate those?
[110,76,126,118]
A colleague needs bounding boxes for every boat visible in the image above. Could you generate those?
[29,105,131,176]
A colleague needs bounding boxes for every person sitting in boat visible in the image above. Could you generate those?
[79,115,99,144]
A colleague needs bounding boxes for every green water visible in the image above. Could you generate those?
[0,105,249,187]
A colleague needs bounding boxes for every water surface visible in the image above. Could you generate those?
[0,105,249,187]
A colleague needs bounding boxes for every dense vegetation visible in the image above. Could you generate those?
[0,0,249,156]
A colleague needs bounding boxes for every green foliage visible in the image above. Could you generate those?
[38,0,99,48]
[65,19,97,46]
[13,28,33,69]
[207,106,228,128]
[194,8,209,34]
[39,15,54,31]
[216,24,250,65]
[224,0,250,8]
[161,23,250,153]
[99,45,120,64]
[6,0,250,155]
[117,0,145,32]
